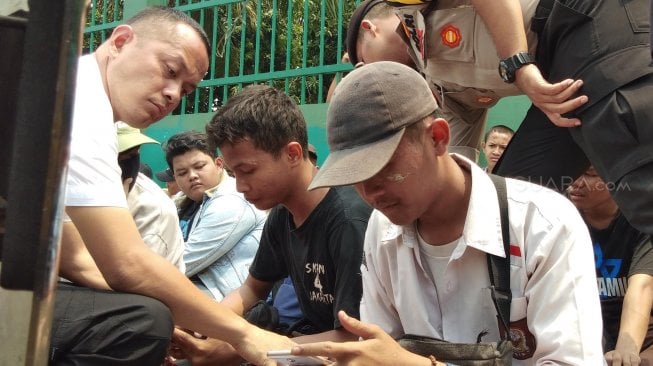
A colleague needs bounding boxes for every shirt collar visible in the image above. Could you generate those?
[453,154,506,258]
[380,154,506,258]
[203,170,230,199]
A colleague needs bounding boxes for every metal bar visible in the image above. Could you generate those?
[194,8,205,113]
[199,63,351,86]
[102,0,108,31]
[89,0,98,51]
[1,0,87,364]
[90,0,97,25]
[318,1,326,102]
[284,0,293,94]
[82,0,361,106]
[114,0,120,22]
[300,0,309,104]
[238,2,246,92]
[223,4,233,103]
[254,0,261,74]
[337,0,344,60]
[209,4,218,111]
[269,0,277,73]
[0,14,27,216]
[173,0,245,12]
[83,20,121,33]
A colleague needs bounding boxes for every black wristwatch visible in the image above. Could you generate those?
[498,52,535,83]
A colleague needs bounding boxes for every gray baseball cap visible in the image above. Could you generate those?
[309,61,437,190]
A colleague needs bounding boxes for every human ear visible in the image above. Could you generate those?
[214,156,224,168]
[429,119,450,154]
[285,142,303,165]
[361,19,376,34]
[432,126,445,142]
[109,25,135,54]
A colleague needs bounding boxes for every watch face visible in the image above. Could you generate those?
[498,60,513,83]
[499,52,534,83]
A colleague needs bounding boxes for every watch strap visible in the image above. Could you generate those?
[500,52,535,83]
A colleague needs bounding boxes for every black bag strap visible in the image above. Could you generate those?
[487,174,511,338]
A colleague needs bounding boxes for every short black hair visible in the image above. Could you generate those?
[206,85,309,159]
[484,124,515,142]
[346,0,394,65]
[126,6,210,60]
[163,130,215,169]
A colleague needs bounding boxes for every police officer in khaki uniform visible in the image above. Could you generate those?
[347,0,653,238]
[347,0,543,161]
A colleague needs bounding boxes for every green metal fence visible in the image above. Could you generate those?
[84,0,357,111]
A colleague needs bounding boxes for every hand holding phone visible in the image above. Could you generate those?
[267,350,333,365]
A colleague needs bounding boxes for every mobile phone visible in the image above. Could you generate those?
[267,350,333,365]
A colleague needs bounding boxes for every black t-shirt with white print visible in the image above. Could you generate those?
[249,186,372,332]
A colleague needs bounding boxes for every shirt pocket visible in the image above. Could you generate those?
[624,0,649,33]
[426,6,482,64]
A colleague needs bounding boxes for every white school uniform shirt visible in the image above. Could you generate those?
[360,154,605,365]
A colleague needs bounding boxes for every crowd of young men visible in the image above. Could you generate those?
[46,2,652,365]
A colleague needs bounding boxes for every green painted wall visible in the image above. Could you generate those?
[141,104,332,185]
[142,96,531,185]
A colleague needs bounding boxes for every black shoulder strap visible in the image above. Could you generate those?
[487,174,511,337]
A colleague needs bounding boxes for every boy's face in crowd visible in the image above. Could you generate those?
[354,129,437,226]
[482,131,512,171]
[172,149,223,202]
[106,23,209,128]
[219,139,291,211]
[567,166,612,211]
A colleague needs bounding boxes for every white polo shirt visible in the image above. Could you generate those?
[360,154,604,365]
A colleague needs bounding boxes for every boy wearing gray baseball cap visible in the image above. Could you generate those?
[297,61,604,365]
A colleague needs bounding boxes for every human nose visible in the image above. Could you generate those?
[188,169,199,180]
[235,176,249,193]
[163,81,182,107]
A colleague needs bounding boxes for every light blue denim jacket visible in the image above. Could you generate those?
[183,174,266,300]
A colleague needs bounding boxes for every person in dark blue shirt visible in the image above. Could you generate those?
[569,166,653,366]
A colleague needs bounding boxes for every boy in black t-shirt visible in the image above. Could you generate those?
[169,85,372,364]
[568,166,653,365]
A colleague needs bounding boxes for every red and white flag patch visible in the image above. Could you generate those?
[510,244,522,266]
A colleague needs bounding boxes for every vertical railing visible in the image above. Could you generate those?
[318,1,326,102]
[284,0,294,93]
[84,0,123,52]
[82,0,358,114]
